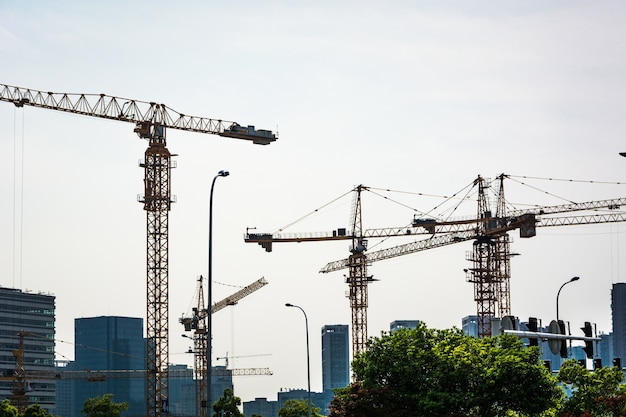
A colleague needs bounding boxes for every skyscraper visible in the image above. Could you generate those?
[72,316,146,417]
[321,324,349,392]
[612,283,626,367]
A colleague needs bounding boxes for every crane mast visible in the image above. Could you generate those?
[1,83,276,417]
[138,122,173,417]
[346,186,370,356]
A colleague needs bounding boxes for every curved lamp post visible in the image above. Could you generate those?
[556,276,580,322]
[286,303,311,417]
[207,170,229,416]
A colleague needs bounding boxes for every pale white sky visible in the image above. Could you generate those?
[1,0,626,403]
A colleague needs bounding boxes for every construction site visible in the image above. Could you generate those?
[1,3,626,417]
[1,81,624,415]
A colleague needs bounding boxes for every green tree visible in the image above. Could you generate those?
[0,400,18,417]
[22,404,54,417]
[278,399,323,417]
[81,394,129,417]
[557,359,626,416]
[330,323,562,417]
[212,388,243,417]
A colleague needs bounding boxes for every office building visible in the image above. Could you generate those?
[71,316,146,417]
[462,315,478,337]
[243,397,279,417]
[599,332,614,369]
[210,365,234,410]
[278,389,332,416]
[0,287,55,413]
[390,320,420,333]
[321,325,349,392]
[169,364,195,417]
[612,283,626,366]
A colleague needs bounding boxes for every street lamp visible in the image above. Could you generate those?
[207,170,229,417]
[285,303,311,417]
[556,276,580,321]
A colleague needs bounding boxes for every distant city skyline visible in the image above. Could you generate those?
[1,281,625,417]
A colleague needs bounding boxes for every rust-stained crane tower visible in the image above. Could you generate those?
[345,185,371,355]
[0,83,276,417]
[465,175,514,337]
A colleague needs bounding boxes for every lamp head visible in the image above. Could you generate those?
[571,276,580,282]
[285,303,294,307]
[218,170,229,177]
[620,152,626,158]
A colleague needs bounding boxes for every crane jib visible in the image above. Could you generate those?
[0,83,277,143]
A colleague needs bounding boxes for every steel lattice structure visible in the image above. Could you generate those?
[1,83,276,417]
[247,176,626,351]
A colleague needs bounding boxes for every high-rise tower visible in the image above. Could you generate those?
[321,325,350,392]
[73,316,146,417]
[611,283,626,366]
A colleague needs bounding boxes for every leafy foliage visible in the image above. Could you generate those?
[557,359,626,417]
[212,388,243,417]
[330,323,562,417]
[278,399,323,417]
[81,394,129,417]
[22,404,53,417]
[0,400,18,417]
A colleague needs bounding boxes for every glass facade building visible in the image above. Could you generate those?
[321,324,349,392]
[0,287,56,412]
[612,283,626,367]
[390,320,420,333]
[71,316,146,417]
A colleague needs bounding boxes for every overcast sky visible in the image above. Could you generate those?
[1,0,626,403]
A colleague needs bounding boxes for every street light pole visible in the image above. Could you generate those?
[207,170,229,417]
[556,276,580,322]
[286,303,311,417]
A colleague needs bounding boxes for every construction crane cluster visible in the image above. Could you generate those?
[246,175,626,353]
[3,82,626,416]
[1,83,277,417]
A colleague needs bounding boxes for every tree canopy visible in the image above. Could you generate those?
[0,400,18,417]
[22,404,53,417]
[81,394,129,417]
[212,388,243,417]
[330,323,562,417]
[278,399,323,417]
[557,359,626,417]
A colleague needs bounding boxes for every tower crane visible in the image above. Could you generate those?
[0,83,276,417]
[179,276,268,414]
[246,176,626,352]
